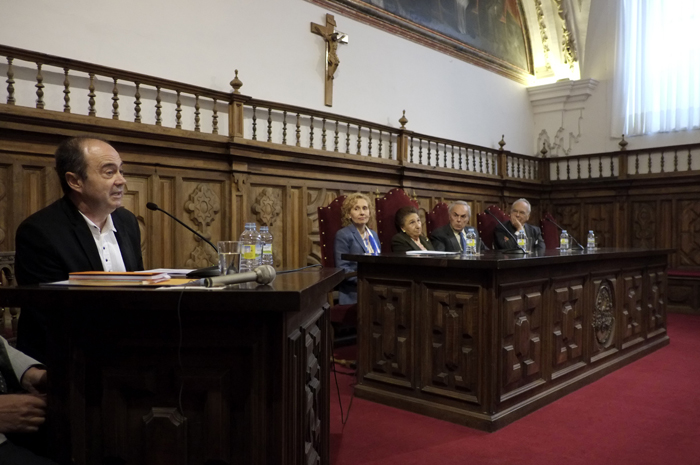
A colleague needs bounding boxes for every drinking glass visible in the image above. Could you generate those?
[218,241,242,275]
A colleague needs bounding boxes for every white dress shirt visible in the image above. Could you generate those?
[79,212,127,272]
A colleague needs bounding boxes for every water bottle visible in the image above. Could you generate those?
[560,230,570,250]
[465,228,477,254]
[515,229,526,250]
[587,230,596,250]
[260,226,274,266]
[239,222,260,273]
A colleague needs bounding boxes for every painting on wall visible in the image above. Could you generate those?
[307,0,533,83]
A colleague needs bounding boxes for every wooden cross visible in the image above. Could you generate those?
[310,14,346,107]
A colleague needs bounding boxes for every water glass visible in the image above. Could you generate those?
[218,241,242,275]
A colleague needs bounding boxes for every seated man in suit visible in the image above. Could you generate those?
[429,200,486,252]
[494,198,546,253]
[15,137,144,362]
[0,335,56,465]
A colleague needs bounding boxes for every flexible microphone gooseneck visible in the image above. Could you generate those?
[201,265,276,287]
[544,216,584,250]
[146,202,221,277]
[485,209,525,254]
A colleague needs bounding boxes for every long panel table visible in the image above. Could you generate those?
[345,248,669,431]
[0,268,343,465]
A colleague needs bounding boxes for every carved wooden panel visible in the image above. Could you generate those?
[552,204,581,243]
[501,285,543,395]
[304,321,323,465]
[621,273,643,349]
[0,166,8,249]
[646,268,666,336]
[586,202,614,248]
[551,280,584,376]
[591,277,617,361]
[366,282,413,387]
[631,202,656,248]
[679,200,700,267]
[420,284,480,403]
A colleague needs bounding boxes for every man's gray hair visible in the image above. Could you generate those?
[448,200,471,217]
[512,198,531,214]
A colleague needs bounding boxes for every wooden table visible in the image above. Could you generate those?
[345,248,669,431]
[0,268,343,465]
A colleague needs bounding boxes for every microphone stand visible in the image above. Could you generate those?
[146,202,221,277]
[485,209,525,254]
[544,216,584,250]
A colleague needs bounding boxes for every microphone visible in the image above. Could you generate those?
[544,216,584,250]
[201,265,276,288]
[485,209,525,254]
[147,202,221,277]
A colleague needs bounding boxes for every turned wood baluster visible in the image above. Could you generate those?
[309,116,315,148]
[479,151,484,173]
[378,130,382,158]
[194,94,201,132]
[111,78,119,119]
[610,155,615,176]
[673,149,678,172]
[599,156,604,177]
[334,120,339,152]
[576,158,580,179]
[63,68,71,113]
[688,149,692,171]
[266,107,271,141]
[88,73,96,116]
[322,118,327,150]
[35,63,45,109]
[252,105,257,140]
[356,125,361,155]
[212,98,218,134]
[427,142,432,166]
[155,86,162,126]
[345,123,350,153]
[175,91,182,129]
[296,113,301,147]
[282,110,287,144]
[635,153,639,174]
[418,139,423,165]
[409,136,414,163]
[133,82,142,123]
[659,151,664,173]
[5,57,15,105]
[367,128,372,157]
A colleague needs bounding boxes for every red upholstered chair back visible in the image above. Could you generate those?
[476,205,509,249]
[426,202,449,236]
[540,212,560,250]
[318,195,347,268]
[375,188,420,252]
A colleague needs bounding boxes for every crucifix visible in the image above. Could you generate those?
[310,14,348,107]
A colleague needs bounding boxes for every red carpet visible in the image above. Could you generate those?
[330,313,700,465]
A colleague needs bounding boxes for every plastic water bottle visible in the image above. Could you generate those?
[587,230,596,250]
[260,226,274,266]
[515,230,526,250]
[465,228,477,254]
[239,222,260,273]
[560,230,570,250]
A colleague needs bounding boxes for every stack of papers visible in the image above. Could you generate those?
[68,271,171,285]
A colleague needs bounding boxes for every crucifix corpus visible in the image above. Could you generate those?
[310,14,348,107]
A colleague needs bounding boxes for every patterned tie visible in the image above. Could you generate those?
[460,232,467,252]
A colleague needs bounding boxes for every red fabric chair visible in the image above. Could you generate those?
[476,205,509,249]
[375,188,420,252]
[318,195,356,326]
[540,212,560,250]
[426,202,449,236]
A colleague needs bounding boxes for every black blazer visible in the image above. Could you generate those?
[14,196,143,362]
[494,221,546,253]
[429,224,487,252]
[15,196,143,285]
[391,232,435,252]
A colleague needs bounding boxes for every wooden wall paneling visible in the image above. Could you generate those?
[181,177,225,270]
[619,270,644,350]
[120,174,149,268]
[678,198,700,268]
[585,202,615,248]
[646,266,667,337]
[589,275,618,363]
[631,201,656,249]
[0,165,9,252]
[550,277,585,381]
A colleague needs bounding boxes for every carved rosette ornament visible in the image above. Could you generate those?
[184,184,220,267]
[593,281,615,348]
[253,188,282,226]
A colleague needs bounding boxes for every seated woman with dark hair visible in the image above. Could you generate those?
[391,206,434,252]
[334,193,381,304]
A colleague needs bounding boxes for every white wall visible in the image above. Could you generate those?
[0,0,536,154]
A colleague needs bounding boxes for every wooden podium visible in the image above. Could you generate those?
[0,268,342,465]
[346,248,669,431]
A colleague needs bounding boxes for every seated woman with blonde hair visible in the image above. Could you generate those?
[391,206,434,252]
[334,193,381,304]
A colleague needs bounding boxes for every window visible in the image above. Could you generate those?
[612,0,700,136]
